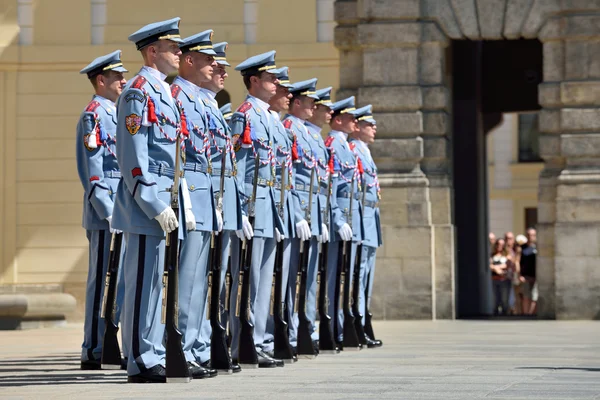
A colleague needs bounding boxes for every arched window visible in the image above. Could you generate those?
[216,90,231,108]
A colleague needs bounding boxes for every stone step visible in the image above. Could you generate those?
[0,284,76,330]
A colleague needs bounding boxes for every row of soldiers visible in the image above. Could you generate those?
[76,17,382,383]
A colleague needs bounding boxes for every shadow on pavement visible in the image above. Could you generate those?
[516,367,600,372]
[0,373,126,387]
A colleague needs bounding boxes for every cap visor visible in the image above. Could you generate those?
[112,66,129,73]
[278,83,293,88]
[198,49,217,56]
[216,60,231,67]
[307,94,320,100]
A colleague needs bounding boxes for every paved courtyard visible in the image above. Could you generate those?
[0,320,598,399]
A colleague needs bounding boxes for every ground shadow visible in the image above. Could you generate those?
[0,372,126,387]
[516,367,600,372]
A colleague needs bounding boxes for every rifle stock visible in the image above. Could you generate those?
[209,146,233,373]
[341,162,361,351]
[272,164,294,362]
[161,129,191,383]
[236,156,260,367]
[317,172,336,354]
[296,167,317,358]
[352,173,368,345]
[100,232,123,369]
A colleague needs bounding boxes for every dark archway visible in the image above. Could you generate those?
[452,39,543,318]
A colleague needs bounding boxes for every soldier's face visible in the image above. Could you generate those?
[255,72,278,99]
[211,64,228,91]
[192,53,216,83]
[340,113,357,133]
[154,40,182,74]
[99,71,126,102]
[295,96,315,119]
[312,105,332,126]
[269,85,291,112]
[359,121,376,144]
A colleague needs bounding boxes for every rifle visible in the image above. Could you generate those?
[271,163,294,362]
[317,170,336,354]
[352,172,367,345]
[208,146,233,373]
[295,167,317,358]
[100,232,123,369]
[235,156,260,367]
[339,163,361,351]
[160,127,191,383]
[364,268,377,342]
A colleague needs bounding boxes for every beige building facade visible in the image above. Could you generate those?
[488,113,543,237]
[0,0,339,320]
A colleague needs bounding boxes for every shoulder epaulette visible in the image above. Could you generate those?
[324,136,335,147]
[131,75,147,90]
[171,84,182,98]
[237,101,252,113]
[85,100,101,113]
[283,119,292,129]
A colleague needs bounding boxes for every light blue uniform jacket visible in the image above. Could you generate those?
[271,113,296,239]
[348,139,383,248]
[200,91,243,231]
[76,95,121,230]
[229,96,283,239]
[326,131,363,243]
[304,121,331,233]
[112,68,187,237]
[282,115,321,236]
[172,77,216,232]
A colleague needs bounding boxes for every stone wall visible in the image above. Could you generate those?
[334,0,600,319]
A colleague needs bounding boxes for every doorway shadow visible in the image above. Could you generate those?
[516,367,600,372]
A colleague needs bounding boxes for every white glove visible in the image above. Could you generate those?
[215,211,223,233]
[155,207,179,233]
[184,208,196,231]
[318,223,329,243]
[275,228,284,242]
[295,219,311,241]
[236,215,254,240]
[106,216,122,234]
[338,223,353,241]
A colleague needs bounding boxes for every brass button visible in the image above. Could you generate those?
[108,190,113,195]
[190,185,195,190]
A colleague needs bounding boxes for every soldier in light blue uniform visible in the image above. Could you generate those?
[281,78,327,353]
[111,17,193,383]
[77,50,128,370]
[348,105,383,348]
[196,41,242,373]
[262,66,296,359]
[171,30,221,379]
[228,51,285,368]
[304,86,335,349]
[324,96,363,345]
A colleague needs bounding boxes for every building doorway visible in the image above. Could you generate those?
[452,39,543,318]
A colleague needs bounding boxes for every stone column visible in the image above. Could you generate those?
[538,13,600,319]
[334,0,455,319]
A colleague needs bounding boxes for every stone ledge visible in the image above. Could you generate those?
[0,293,76,330]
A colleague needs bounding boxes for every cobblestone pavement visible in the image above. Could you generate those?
[0,320,599,399]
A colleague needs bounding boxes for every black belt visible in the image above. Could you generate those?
[148,164,176,178]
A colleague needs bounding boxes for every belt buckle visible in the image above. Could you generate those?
[207,166,212,174]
